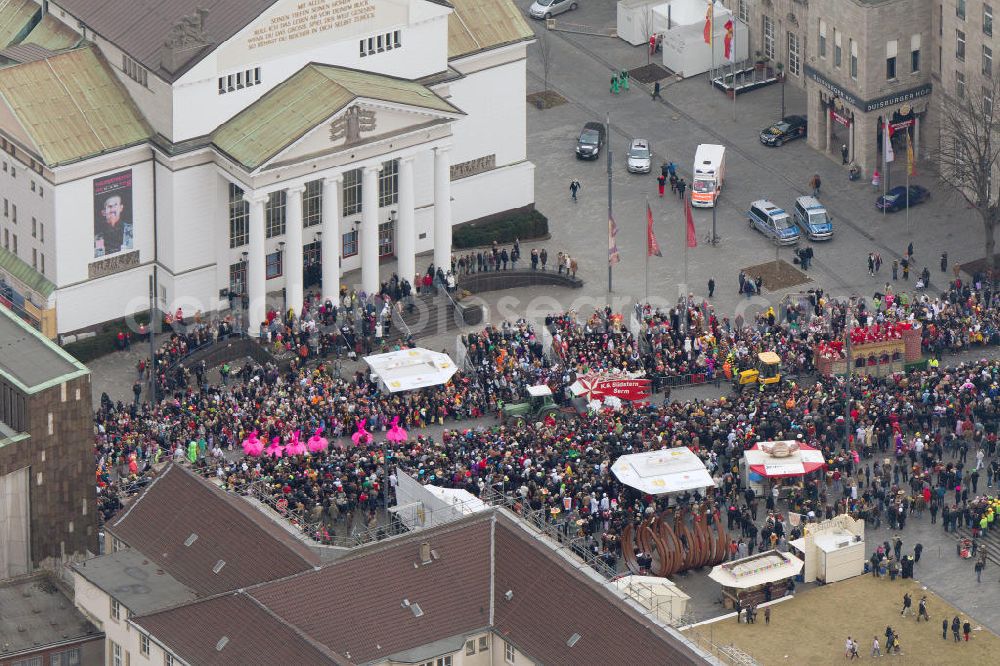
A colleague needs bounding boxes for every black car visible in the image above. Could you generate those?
[576,121,605,160]
[876,185,930,212]
[759,115,808,147]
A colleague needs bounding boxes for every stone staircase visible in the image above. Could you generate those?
[389,291,468,342]
[954,523,1000,568]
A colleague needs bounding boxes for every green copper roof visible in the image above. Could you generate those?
[212,64,462,170]
[0,243,55,297]
[0,44,150,166]
[23,12,81,51]
[0,0,36,49]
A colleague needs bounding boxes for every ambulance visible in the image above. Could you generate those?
[691,144,726,208]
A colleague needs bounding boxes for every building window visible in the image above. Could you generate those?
[504,640,515,664]
[140,634,150,657]
[958,0,967,20]
[834,30,842,67]
[394,30,401,48]
[819,20,827,58]
[229,183,249,248]
[266,250,282,279]
[3,228,7,250]
[31,248,36,268]
[111,640,122,666]
[219,66,261,94]
[787,31,800,76]
[11,203,15,222]
[762,16,775,60]
[40,253,44,275]
[911,34,921,72]
[985,45,993,76]
[850,39,858,79]
[303,179,323,227]
[265,190,286,238]
[379,159,399,207]
[11,233,16,255]
[111,598,121,621]
[738,0,748,23]
[229,261,246,296]
[39,222,43,242]
[957,29,966,60]
[886,40,897,79]
[986,87,994,117]
[343,229,358,257]
[236,71,244,89]
[121,54,148,87]
[3,198,6,216]
[164,655,174,666]
[466,640,476,655]
[479,636,489,651]
[956,70,965,99]
[31,217,36,238]
[49,647,81,666]
[987,4,994,36]
[11,658,41,666]
[342,168,362,216]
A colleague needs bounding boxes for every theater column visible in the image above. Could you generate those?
[433,146,452,276]
[245,193,268,336]
[397,156,416,285]
[321,174,342,303]
[361,164,381,296]
[285,185,305,315]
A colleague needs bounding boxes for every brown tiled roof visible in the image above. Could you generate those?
[133,591,345,666]
[249,514,493,664]
[492,513,705,666]
[109,464,319,596]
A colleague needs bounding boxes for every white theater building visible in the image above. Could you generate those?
[0,0,535,336]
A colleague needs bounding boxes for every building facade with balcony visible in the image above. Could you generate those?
[0,0,535,336]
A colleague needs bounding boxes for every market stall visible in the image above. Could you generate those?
[787,514,865,584]
[708,550,803,609]
[742,439,827,500]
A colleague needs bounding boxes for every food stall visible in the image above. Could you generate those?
[741,439,827,500]
[708,549,803,609]
[787,514,865,584]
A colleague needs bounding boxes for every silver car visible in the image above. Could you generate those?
[626,139,651,174]
[529,0,578,20]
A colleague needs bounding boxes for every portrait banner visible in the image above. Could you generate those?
[93,169,133,258]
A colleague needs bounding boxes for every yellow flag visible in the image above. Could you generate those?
[906,132,915,177]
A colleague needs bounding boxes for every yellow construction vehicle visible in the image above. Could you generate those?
[733,351,782,392]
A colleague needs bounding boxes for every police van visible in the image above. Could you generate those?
[747,199,800,245]
[792,196,834,241]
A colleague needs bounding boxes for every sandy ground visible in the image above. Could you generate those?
[684,575,1000,665]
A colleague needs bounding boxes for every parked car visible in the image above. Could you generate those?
[759,115,808,147]
[792,196,834,240]
[576,121,605,160]
[876,185,930,212]
[747,199,800,245]
[626,139,652,173]
[529,0,578,20]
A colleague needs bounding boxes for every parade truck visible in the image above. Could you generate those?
[691,144,726,207]
[813,323,924,378]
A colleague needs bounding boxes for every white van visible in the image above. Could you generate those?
[691,144,726,208]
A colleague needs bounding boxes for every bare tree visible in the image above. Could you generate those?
[640,7,655,66]
[938,72,1000,272]
[538,27,553,92]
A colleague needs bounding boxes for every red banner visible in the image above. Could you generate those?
[646,203,662,257]
[830,109,851,127]
[576,376,652,402]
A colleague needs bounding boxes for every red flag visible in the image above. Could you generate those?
[724,19,734,60]
[685,196,698,248]
[646,203,662,257]
[608,215,621,266]
[703,2,712,44]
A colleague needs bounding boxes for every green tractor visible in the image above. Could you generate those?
[501,385,560,425]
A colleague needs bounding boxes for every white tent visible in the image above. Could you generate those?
[708,550,804,589]
[613,575,690,625]
[653,1,749,78]
[364,348,458,393]
[611,448,715,495]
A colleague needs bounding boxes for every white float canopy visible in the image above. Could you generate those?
[708,550,804,589]
[611,447,715,495]
[364,348,458,393]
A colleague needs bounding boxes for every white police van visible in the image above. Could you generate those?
[793,196,834,241]
[747,199,800,245]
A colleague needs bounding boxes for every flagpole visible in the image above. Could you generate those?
[709,1,715,85]
[882,116,887,220]
[607,111,613,293]
[732,12,737,121]
[683,199,689,338]
[905,135,910,234]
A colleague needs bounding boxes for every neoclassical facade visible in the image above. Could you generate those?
[0,0,535,335]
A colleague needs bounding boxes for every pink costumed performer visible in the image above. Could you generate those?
[307,428,329,454]
[351,419,373,446]
[385,416,408,444]
[285,430,307,456]
[265,436,284,458]
[242,430,264,456]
